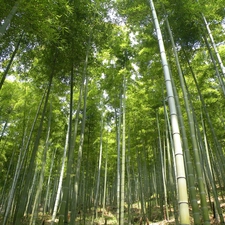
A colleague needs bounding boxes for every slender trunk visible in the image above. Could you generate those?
[202,15,225,77]
[164,116,178,223]
[43,148,56,216]
[70,34,91,225]
[120,76,126,225]
[203,35,225,96]
[30,103,52,225]
[149,1,190,223]
[0,120,8,142]
[0,1,19,37]
[200,114,224,223]
[115,94,122,224]
[51,116,70,225]
[164,12,201,223]
[137,151,146,218]
[24,165,39,216]
[0,145,16,209]
[58,67,74,225]
[126,129,132,224]
[70,76,89,225]
[14,71,53,225]
[177,71,210,223]
[156,112,169,220]
[82,108,92,223]
[184,50,225,181]
[92,104,104,223]
[3,90,46,225]
[102,133,108,213]
[184,54,225,222]
[0,32,23,90]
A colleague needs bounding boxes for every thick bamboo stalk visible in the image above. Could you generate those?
[149,1,190,223]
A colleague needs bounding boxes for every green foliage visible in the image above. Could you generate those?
[162,0,204,47]
[1,0,225,223]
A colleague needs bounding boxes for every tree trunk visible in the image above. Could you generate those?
[203,35,225,96]
[58,67,75,225]
[0,32,23,90]
[70,75,89,225]
[202,14,225,77]
[51,116,70,225]
[149,0,190,223]
[0,1,19,37]
[70,34,91,225]
[102,133,108,214]
[115,94,122,224]
[43,148,56,216]
[29,103,52,225]
[92,102,104,224]
[120,76,126,225]
[164,12,201,223]
[13,69,54,225]
[3,89,46,225]
[156,112,169,220]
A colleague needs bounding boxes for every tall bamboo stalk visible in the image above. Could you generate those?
[58,67,74,225]
[2,90,46,225]
[120,76,126,225]
[202,15,225,77]
[0,1,19,37]
[70,75,89,225]
[14,70,53,225]
[29,103,52,225]
[149,0,190,223]
[102,132,108,213]
[0,32,24,90]
[51,116,70,225]
[92,102,104,223]
[164,12,203,223]
[115,94,122,224]
[69,34,91,224]
[156,112,169,220]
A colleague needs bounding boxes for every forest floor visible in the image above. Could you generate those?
[1,200,225,224]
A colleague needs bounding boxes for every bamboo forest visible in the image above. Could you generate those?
[1,0,225,224]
